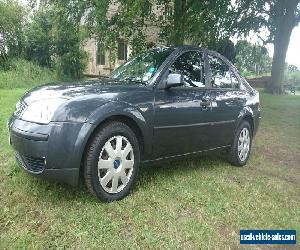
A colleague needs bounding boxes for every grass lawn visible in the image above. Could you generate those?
[0,88,299,248]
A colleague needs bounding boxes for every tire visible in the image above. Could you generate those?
[84,121,140,202]
[228,120,252,167]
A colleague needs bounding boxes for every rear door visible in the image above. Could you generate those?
[153,50,212,158]
[205,53,248,148]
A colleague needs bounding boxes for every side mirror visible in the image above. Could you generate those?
[165,73,184,89]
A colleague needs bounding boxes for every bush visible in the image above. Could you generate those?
[0,58,58,89]
[285,71,300,86]
[54,50,88,79]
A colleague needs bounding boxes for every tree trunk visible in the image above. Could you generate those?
[268,0,299,94]
[269,32,292,94]
[173,0,187,45]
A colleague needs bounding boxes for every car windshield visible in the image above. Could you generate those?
[110,47,174,84]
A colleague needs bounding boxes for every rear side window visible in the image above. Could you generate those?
[169,51,205,88]
[208,54,235,89]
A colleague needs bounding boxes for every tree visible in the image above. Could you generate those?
[84,0,152,59]
[159,0,233,47]
[235,40,272,76]
[214,38,236,62]
[234,0,300,94]
[0,0,26,64]
[83,0,235,59]
[287,64,299,73]
[25,0,88,78]
[52,1,88,78]
[25,8,53,67]
[269,0,300,93]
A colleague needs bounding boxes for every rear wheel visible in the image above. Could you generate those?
[228,120,252,166]
[84,121,140,202]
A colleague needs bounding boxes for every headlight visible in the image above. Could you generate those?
[14,101,27,117]
[21,99,66,124]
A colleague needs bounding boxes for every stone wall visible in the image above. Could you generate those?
[83,3,167,76]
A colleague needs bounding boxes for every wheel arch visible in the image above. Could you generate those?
[78,101,152,177]
[242,114,254,135]
[78,114,147,182]
[236,107,255,136]
[86,114,145,157]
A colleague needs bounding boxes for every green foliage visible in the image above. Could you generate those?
[213,38,236,62]
[0,58,58,89]
[84,0,235,58]
[182,0,232,46]
[54,50,87,79]
[84,0,149,58]
[234,0,300,93]
[235,40,272,76]
[0,0,26,64]
[234,0,300,44]
[287,64,299,73]
[24,8,53,67]
[285,71,300,86]
[52,2,88,79]
[23,1,88,79]
[151,0,234,47]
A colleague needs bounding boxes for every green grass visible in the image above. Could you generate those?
[0,59,58,89]
[0,88,299,248]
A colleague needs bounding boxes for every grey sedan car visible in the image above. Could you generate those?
[8,46,261,202]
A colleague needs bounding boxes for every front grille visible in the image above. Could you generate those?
[16,153,45,173]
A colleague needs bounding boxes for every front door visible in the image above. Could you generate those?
[153,50,212,158]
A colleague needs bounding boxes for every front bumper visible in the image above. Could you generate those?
[8,116,95,186]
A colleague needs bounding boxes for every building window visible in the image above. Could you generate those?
[97,43,105,65]
[164,6,173,18]
[118,40,127,61]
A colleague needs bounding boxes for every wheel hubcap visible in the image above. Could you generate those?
[238,128,250,162]
[98,135,134,194]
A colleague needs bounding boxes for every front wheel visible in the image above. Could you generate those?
[84,122,140,202]
[228,121,252,167]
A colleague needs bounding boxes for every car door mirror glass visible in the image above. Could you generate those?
[165,73,184,89]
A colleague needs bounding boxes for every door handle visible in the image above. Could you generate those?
[200,100,211,109]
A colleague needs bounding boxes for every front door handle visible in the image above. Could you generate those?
[200,100,211,109]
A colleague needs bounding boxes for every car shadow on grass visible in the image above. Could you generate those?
[19,152,231,203]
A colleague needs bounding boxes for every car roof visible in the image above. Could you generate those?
[155,45,221,55]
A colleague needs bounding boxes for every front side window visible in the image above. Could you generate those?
[118,40,128,60]
[169,51,205,88]
[208,55,232,88]
[110,47,174,84]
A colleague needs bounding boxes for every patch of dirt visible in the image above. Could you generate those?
[250,165,300,188]
[217,223,238,246]
[252,143,300,184]
[254,143,300,171]
[176,205,202,222]
[249,126,300,187]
